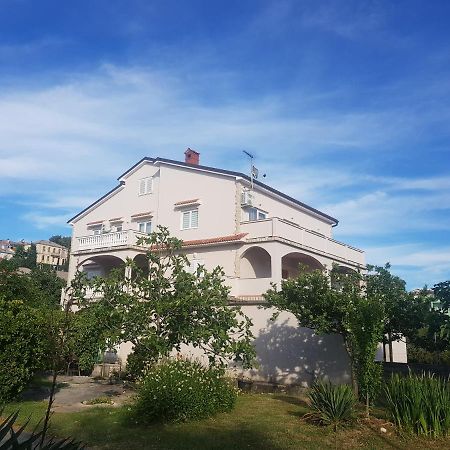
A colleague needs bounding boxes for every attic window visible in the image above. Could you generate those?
[138,177,153,196]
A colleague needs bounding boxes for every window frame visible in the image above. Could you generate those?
[180,208,199,230]
[138,177,153,196]
[248,207,267,222]
[138,220,152,234]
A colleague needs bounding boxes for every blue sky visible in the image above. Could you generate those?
[1,0,449,288]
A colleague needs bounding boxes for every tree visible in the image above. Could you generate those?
[0,259,64,309]
[264,266,385,413]
[10,243,37,269]
[49,235,71,250]
[74,226,255,376]
[0,299,52,401]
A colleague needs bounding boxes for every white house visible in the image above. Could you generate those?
[67,149,405,386]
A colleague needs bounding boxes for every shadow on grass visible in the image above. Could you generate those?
[52,408,285,450]
[272,394,309,408]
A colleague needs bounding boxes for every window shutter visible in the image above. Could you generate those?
[145,178,152,194]
[191,209,198,228]
[145,222,152,233]
[249,208,257,221]
[139,179,146,195]
[182,212,190,229]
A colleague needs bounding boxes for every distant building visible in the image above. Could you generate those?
[35,240,69,267]
[0,240,14,260]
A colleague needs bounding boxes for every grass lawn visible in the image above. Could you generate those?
[3,394,449,449]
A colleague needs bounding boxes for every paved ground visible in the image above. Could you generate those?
[22,375,135,413]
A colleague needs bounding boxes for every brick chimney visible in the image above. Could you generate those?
[184,148,200,165]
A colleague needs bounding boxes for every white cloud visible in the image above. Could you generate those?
[22,212,72,230]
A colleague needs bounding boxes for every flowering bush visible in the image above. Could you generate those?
[132,358,238,422]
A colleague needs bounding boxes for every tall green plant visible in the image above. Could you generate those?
[307,382,356,432]
[385,373,450,437]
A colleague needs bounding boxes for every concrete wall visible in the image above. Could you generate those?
[116,306,352,387]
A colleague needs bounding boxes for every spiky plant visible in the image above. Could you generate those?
[307,381,356,432]
[0,409,84,449]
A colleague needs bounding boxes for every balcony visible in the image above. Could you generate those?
[75,230,148,252]
[240,217,364,266]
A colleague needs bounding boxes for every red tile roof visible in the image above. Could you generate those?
[182,233,247,247]
[148,233,248,251]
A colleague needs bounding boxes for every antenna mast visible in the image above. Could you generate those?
[243,150,255,190]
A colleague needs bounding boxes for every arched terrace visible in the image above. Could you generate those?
[281,252,323,279]
[78,255,125,279]
[240,246,272,278]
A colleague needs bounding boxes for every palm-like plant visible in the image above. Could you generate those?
[307,381,356,432]
[0,409,84,449]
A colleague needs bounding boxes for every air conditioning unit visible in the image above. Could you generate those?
[241,190,254,206]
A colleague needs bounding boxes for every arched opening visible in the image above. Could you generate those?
[133,253,149,279]
[281,252,323,279]
[240,246,272,278]
[78,255,125,279]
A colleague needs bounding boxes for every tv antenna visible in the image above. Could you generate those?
[243,150,259,189]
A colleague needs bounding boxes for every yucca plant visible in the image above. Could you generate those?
[0,409,84,449]
[307,381,356,432]
[385,373,450,437]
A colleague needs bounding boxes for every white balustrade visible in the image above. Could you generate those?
[77,230,148,251]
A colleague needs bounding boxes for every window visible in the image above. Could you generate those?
[115,225,123,232]
[138,221,152,234]
[181,209,198,230]
[248,207,267,221]
[93,226,102,235]
[138,177,153,195]
[187,258,205,274]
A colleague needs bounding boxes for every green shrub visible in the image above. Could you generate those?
[307,382,356,431]
[132,358,238,423]
[407,344,450,366]
[385,373,450,437]
[0,300,51,402]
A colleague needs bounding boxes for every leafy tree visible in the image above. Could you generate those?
[75,226,255,376]
[29,265,65,308]
[49,235,71,250]
[0,299,51,401]
[265,266,385,412]
[10,243,37,269]
[0,259,64,308]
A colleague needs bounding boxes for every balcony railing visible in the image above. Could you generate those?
[76,230,148,251]
[240,218,364,265]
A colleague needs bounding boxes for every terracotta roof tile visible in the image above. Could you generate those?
[148,233,248,251]
[86,220,104,226]
[182,233,247,247]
